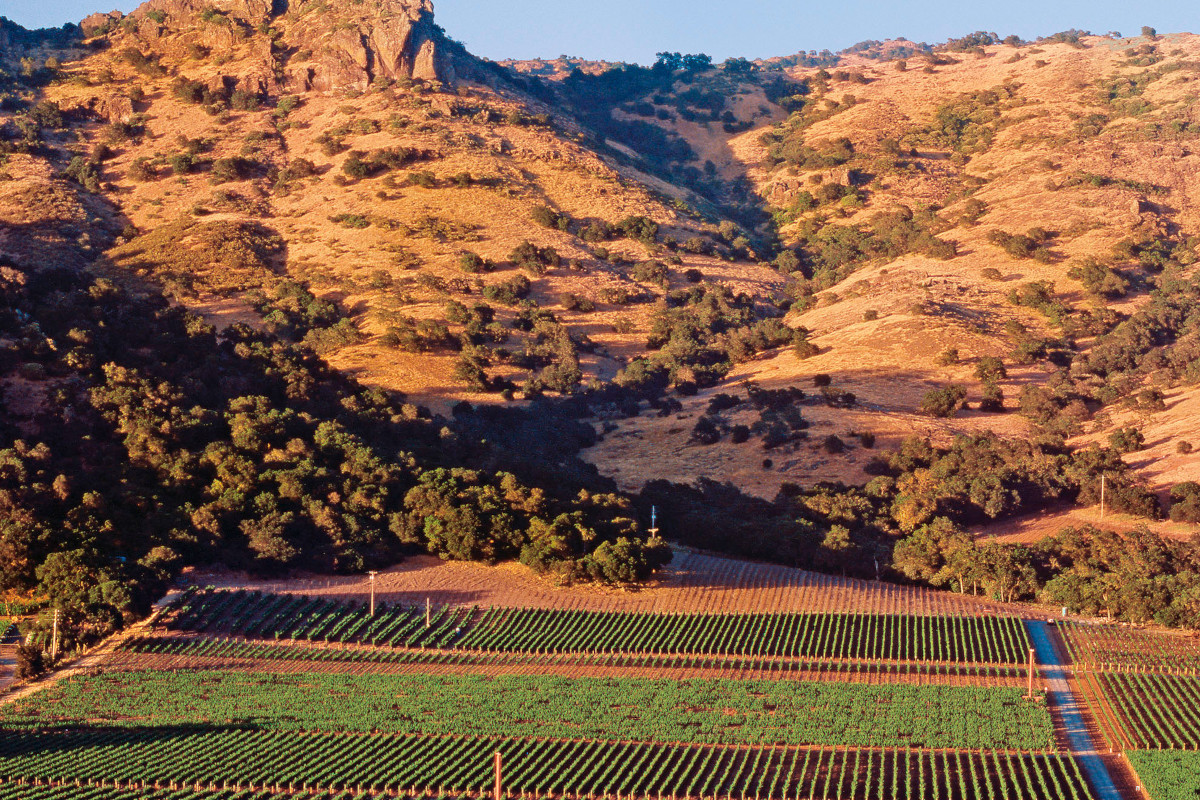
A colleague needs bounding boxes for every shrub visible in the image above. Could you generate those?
[579,220,614,242]
[987,229,1053,261]
[979,382,1005,412]
[559,293,595,312]
[822,434,845,454]
[458,251,493,273]
[510,242,560,276]
[730,425,751,444]
[1108,427,1145,453]
[407,170,437,188]
[330,213,370,229]
[230,89,260,111]
[859,432,876,448]
[1171,482,1200,523]
[974,356,1007,381]
[127,157,155,182]
[615,215,659,244]
[483,275,532,306]
[62,157,102,193]
[1068,257,1129,298]
[15,644,45,679]
[921,384,967,417]
[793,340,820,359]
[169,153,195,175]
[1178,441,1194,455]
[691,416,722,445]
[342,151,370,179]
[210,157,253,183]
[813,374,832,387]
[936,348,960,366]
[532,205,571,231]
[632,260,669,287]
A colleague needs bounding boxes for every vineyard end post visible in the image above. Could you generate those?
[494,750,502,800]
[1026,646,1035,699]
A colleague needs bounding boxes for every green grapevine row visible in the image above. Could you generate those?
[1086,671,1200,750]
[167,590,1030,663]
[1125,750,1200,800]
[115,635,1025,681]
[166,590,471,649]
[0,730,1093,800]
[1061,621,1200,673]
[0,778,385,800]
[0,671,1054,750]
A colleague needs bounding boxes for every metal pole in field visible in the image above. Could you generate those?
[1099,474,1106,520]
[368,571,378,617]
[1027,647,1035,699]
[493,750,502,800]
[50,608,60,660]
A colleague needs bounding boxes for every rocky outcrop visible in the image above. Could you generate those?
[80,11,125,38]
[97,94,135,123]
[284,0,465,91]
[118,0,470,90]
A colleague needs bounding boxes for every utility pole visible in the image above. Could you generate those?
[50,608,60,661]
[1026,647,1036,700]
[1099,474,1106,521]
[367,571,378,617]
[493,750,502,800]
[648,506,659,538]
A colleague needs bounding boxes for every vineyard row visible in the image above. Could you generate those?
[0,730,1093,800]
[1078,670,1200,751]
[115,635,1026,682]
[165,590,1032,664]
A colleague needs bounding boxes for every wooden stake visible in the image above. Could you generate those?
[1027,647,1036,699]
[494,750,502,800]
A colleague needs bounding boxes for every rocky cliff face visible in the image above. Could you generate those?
[283,0,461,91]
[107,0,473,91]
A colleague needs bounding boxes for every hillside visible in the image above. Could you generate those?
[579,31,1200,510]
[4,4,1200,648]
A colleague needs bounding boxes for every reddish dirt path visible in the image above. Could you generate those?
[185,548,1025,617]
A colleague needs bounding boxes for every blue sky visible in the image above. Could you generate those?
[1,0,1193,64]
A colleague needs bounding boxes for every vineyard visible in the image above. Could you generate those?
[0,670,1055,750]
[1076,671,1200,751]
[108,636,1026,686]
[0,730,1094,800]
[164,589,1032,664]
[0,786,383,800]
[1125,751,1200,800]
[1062,622,1200,673]
[0,578,1118,800]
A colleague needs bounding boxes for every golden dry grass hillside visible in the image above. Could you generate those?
[577,33,1200,516]
[4,12,1200,539]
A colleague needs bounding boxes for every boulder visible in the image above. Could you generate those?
[80,11,124,38]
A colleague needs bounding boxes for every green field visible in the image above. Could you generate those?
[1127,751,1200,800]
[1,670,1054,750]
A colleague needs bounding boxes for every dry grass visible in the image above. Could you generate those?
[26,27,1200,507]
[186,548,1024,616]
